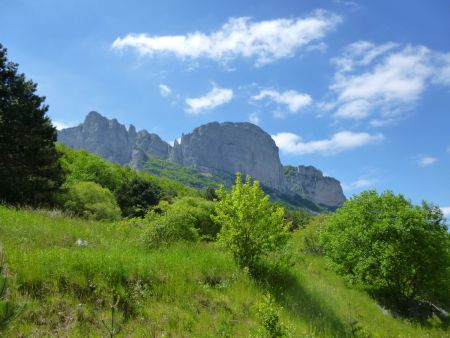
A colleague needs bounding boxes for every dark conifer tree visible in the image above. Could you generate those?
[0,43,64,205]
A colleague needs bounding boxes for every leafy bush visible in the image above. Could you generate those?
[142,208,199,248]
[115,177,162,218]
[301,214,328,255]
[284,208,312,231]
[253,294,292,338]
[170,197,219,239]
[212,174,290,269]
[63,181,121,221]
[321,190,450,306]
[141,196,218,247]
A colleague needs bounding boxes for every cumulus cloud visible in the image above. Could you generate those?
[52,120,71,130]
[418,155,437,167]
[252,89,312,117]
[272,130,384,155]
[185,86,233,114]
[159,84,171,97]
[248,112,260,125]
[441,206,450,217]
[323,41,450,124]
[112,11,342,66]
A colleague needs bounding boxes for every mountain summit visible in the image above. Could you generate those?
[58,111,346,209]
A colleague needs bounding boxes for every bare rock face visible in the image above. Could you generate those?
[58,111,133,165]
[284,165,346,208]
[135,130,170,160]
[171,122,286,191]
[58,111,171,167]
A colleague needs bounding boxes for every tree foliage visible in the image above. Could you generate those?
[141,196,217,247]
[0,43,64,205]
[321,190,450,305]
[63,181,121,221]
[212,173,290,269]
[115,177,162,218]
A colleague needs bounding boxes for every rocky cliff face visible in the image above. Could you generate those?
[284,165,346,208]
[58,112,346,209]
[171,122,286,191]
[58,111,170,168]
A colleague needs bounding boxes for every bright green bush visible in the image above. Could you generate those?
[321,190,450,305]
[115,177,162,218]
[212,174,290,269]
[301,214,328,255]
[170,197,219,240]
[58,145,125,192]
[253,294,292,338]
[141,196,217,247]
[142,208,199,248]
[63,181,121,221]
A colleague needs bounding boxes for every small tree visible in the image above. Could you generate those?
[321,190,450,306]
[115,177,162,218]
[0,43,64,206]
[212,173,290,269]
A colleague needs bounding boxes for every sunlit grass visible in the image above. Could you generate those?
[0,206,447,337]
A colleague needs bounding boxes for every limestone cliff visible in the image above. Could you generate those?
[58,111,170,168]
[284,165,346,209]
[170,122,286,191]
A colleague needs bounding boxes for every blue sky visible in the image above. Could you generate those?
[2,0,449,213]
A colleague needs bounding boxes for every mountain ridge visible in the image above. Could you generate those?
[58,111,346,210]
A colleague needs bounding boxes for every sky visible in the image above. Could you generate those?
[1,0,450,214]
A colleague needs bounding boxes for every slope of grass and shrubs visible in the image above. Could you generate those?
[0,204,448,337]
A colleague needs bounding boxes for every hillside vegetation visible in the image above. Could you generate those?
[0,206,448,337]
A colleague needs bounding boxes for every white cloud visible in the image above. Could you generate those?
[159,84,171,97]
[272,130,384,155]
[252,89,312,116]
[112,11,342,66]
[418,155,437,167]
[324,41,450,124]
[248,112,260,125]
[185,86,233,114]
[342,177,376,191]
[53,120,71,130]
[441,207,450,217]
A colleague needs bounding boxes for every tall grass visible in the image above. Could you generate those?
[0,206,447,337]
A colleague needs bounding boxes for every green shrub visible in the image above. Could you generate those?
[115,177,162,218]
[142,208,200,248]
[302,214,328,255]
[170,197,219,240]
[59,145,125,192]
[321,190,450,305]
[284,208,312,231]
[253,294,292,338]
[212,174,290,269]
[63,181,121,221]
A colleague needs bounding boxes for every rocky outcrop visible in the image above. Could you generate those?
[58,111,171,167]
[284,165,346,209]
[58,112,346,209]
[170,122,286,191]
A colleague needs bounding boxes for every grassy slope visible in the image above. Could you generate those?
[0,206,448,337]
